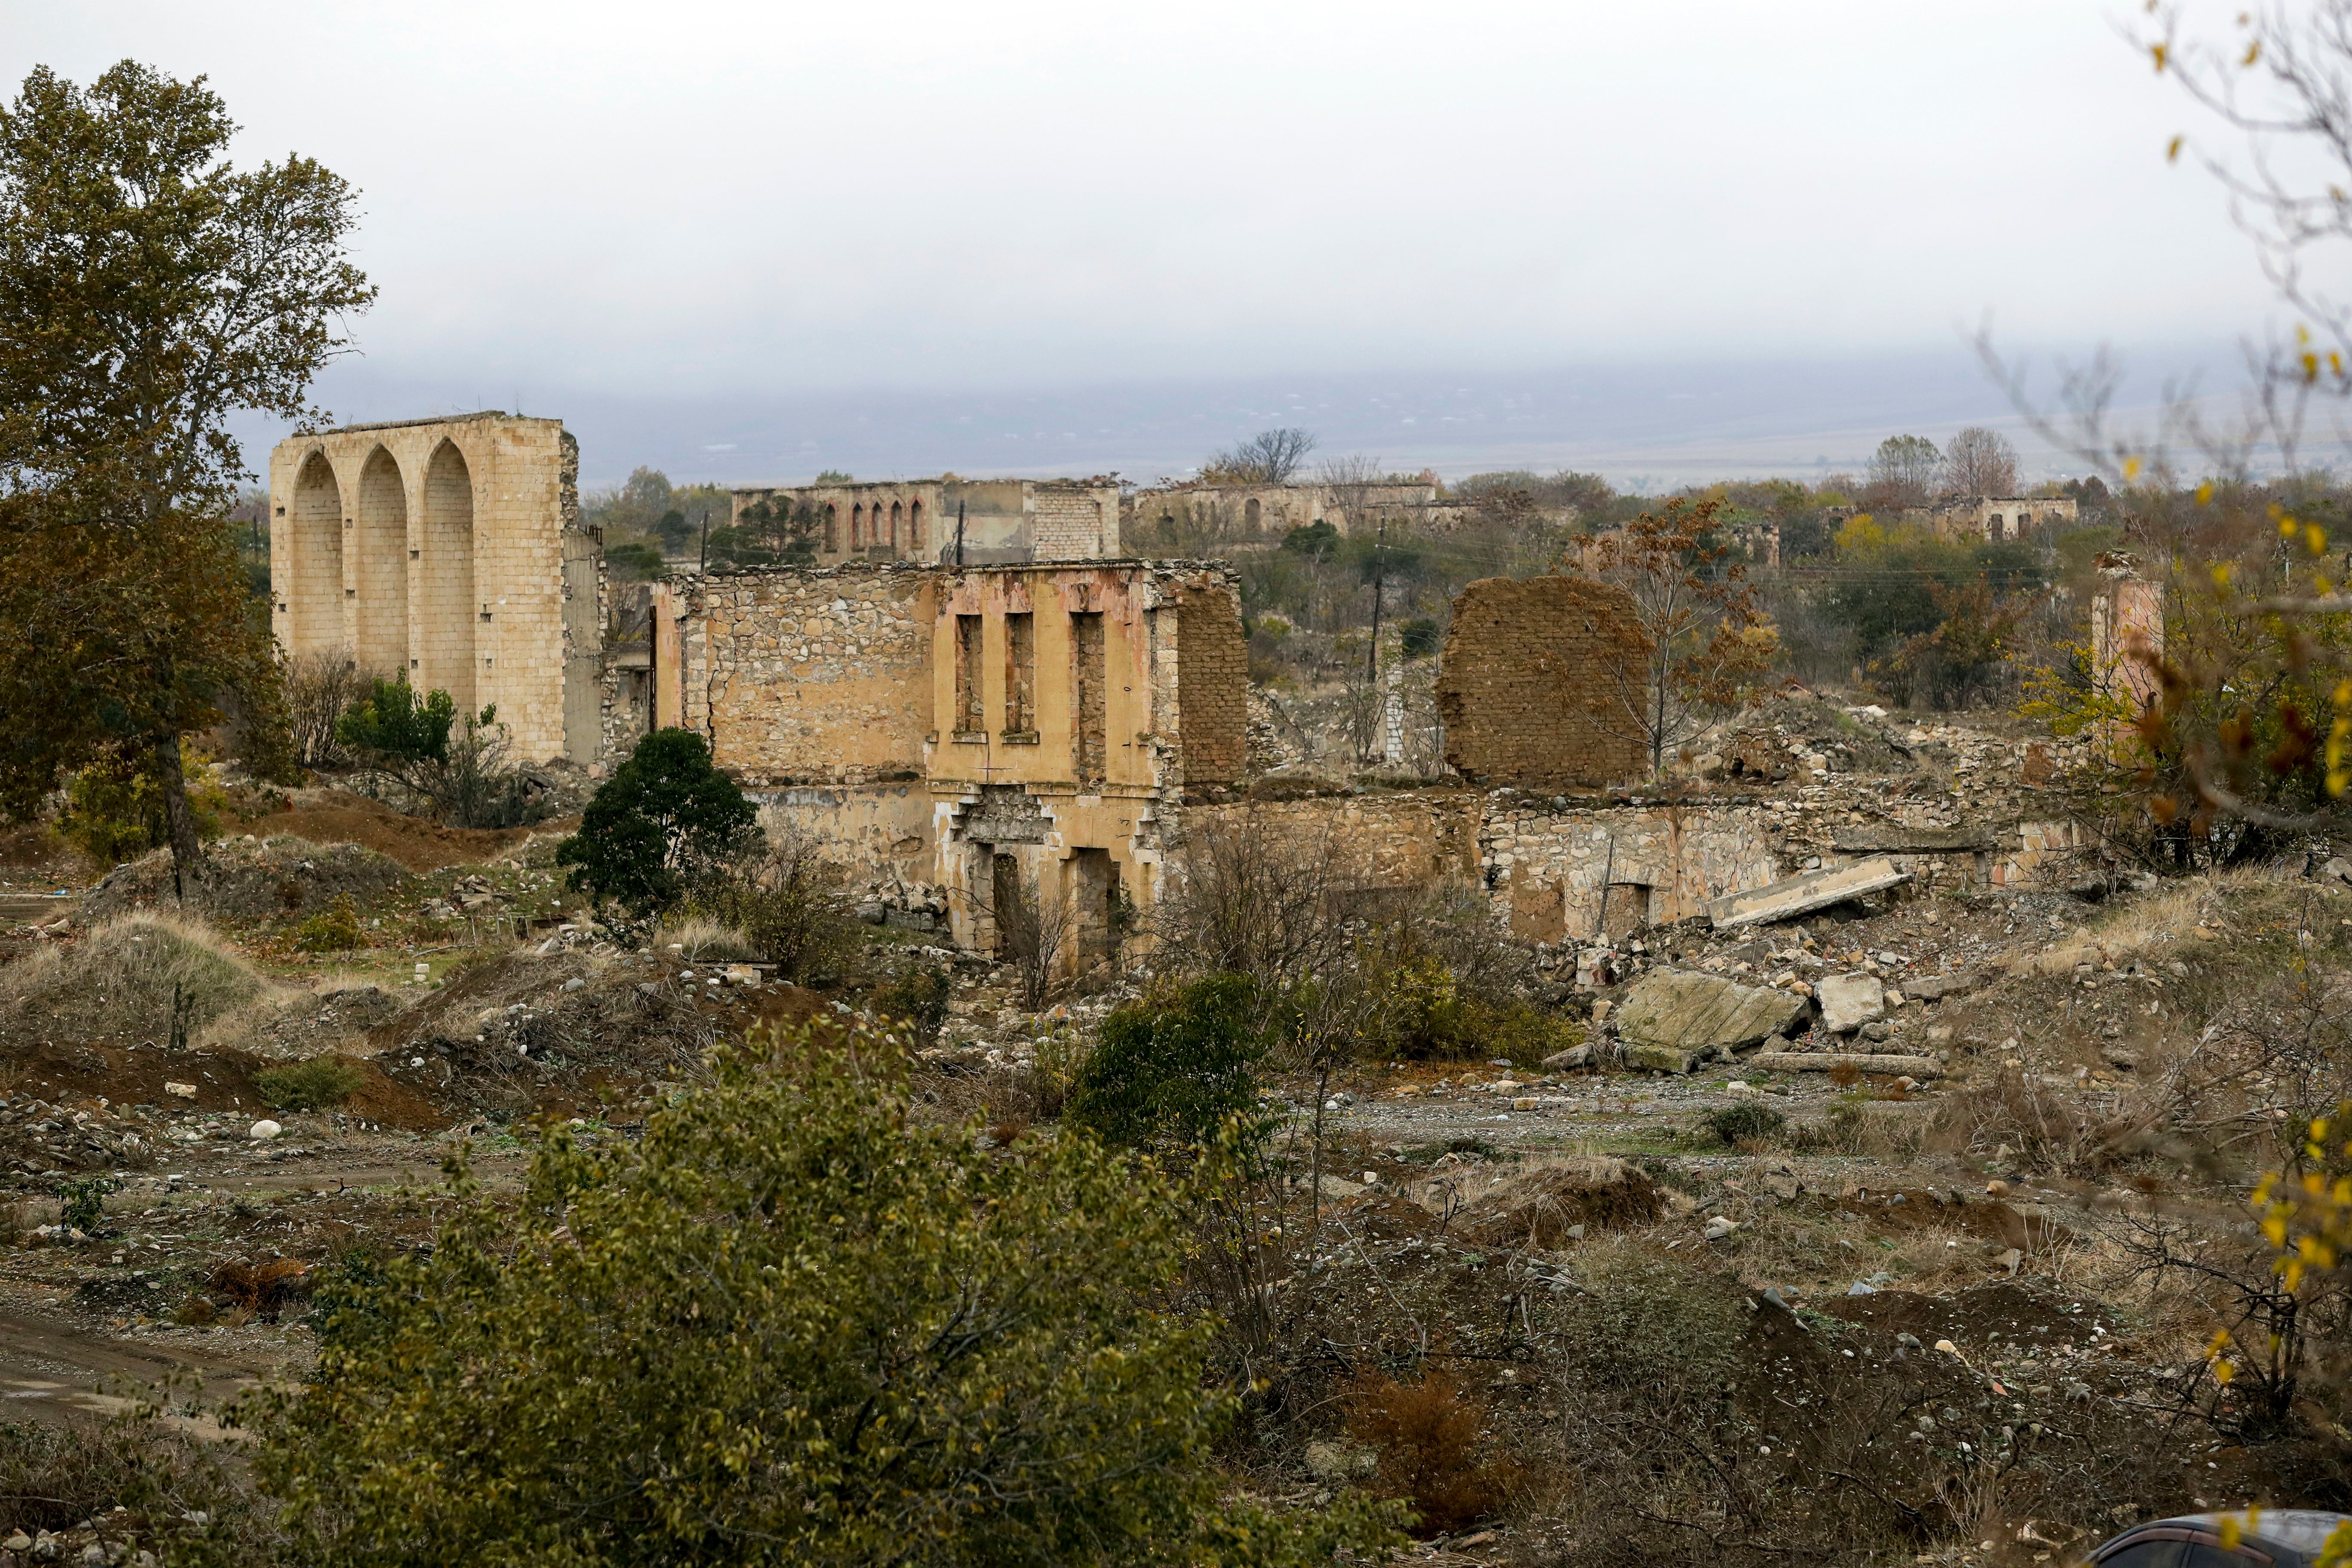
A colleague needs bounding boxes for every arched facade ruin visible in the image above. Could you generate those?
[268,412,595,766]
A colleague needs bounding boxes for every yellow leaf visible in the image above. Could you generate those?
[2153,42,2170,70]
[2169,135,2185,162]
[2245,40,2261,65]
[2197,481,2215,504]
[2125,455,2144,481]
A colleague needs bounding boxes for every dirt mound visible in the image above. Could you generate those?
[242,985,408,1059]
[83,837,408,922]
[247,790,545,873]
[0,914,279,1054]
[362,950,823,1121]
[1816,1280,2115,1348]
[1409,1155,1665,1244]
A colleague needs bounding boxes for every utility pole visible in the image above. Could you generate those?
[698,509,710,572]
[1363,513,1388,760]
[955,500,966,567]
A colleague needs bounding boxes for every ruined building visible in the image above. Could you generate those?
[637,560,1246,954]
[268,413,603,766]
[724,478,1122,565]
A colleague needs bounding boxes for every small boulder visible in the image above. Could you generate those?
[248,1120,283,1141]
[1624,1042,1697,1075]
[1615,970,1808,1058]
[163,1081,197,1099]
[1814,972,1886,1034]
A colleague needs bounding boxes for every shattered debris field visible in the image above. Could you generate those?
[5,704,2352,1564]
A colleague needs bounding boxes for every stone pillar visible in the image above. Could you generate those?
[2091,552,2162,758]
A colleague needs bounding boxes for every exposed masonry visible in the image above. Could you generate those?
[724,478,1121,568]
[1435,575,1650,788]
[643,559,1243,962]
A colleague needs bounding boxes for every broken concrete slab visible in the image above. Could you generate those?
[1614,969,1810,1061]
[1902,970,1979,1002]
[1541,1042,1593,1071]
[1624,1042,1699,1074]
[1814,972,1886,1034]
[1706,855,1909,930]
[1748,1051,1943,1079]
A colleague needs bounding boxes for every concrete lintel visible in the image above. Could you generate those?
[1706,855,1909,929]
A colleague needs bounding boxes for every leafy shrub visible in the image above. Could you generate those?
[56,1175,120,1234]
[255,1054,364,1111]
[289,892,362,952]
[559,728,760,917]
[1706,1101,1787,1147]
[1065,975,1271,1151]
[250,1022,1404,1565]
[871,956,952,1047]
[55,741,227,864]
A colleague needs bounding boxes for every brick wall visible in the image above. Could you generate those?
[680,564,934,785]
[1176,583,1247,787]
[1436,575,1649,787]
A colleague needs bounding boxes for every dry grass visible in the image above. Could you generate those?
[654,915,758,964]
[0,911,282,1050]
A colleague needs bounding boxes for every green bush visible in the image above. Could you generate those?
[558,728,760,917]
[254,1054,364,1112]
[56,1175,121,1234]
[248,1022,1403,1566]
[1705,1101,1787,1147]
[288,892,362,952]
[870,956,952,1047]
[55,741,227,864]
[1065,975,1271,1152]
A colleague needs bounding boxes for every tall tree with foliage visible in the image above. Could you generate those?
[0,62,372,897]
[558,727,761,916]
[245,1022,1403,1566]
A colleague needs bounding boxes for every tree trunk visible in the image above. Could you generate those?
[151,731,205,903]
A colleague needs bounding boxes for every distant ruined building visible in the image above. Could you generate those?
[267,413,2113,974]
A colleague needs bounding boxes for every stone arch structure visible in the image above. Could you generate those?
[908,499,923,551]
[888,499,902,549]
[287,451,343,655]
[419,438,476,713]
[355,446,407,677]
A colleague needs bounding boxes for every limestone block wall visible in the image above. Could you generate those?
[1478,796,1781,942]
[677,564,935,785]
[1030,485,1119,560]
[267,412,591,766]
[726,478,1122,566]
[1436,576,1650,787]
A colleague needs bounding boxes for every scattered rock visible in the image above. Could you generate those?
[1614,970,1809,1058]
[1813,972,1886,1034]
[247,1120,283,1141]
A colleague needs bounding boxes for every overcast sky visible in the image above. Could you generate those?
[0,1,2309,485]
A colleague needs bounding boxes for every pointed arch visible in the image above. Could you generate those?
[888,499,902,550]
[288,451,343,655]
[908,499,924,552]
[420,439,476,712]
[823,502,838,553]
[355,446,407,676]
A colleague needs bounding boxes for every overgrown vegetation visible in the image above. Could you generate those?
[254,1054,364,1112]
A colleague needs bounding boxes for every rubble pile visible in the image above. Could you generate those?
[83,836,408,922]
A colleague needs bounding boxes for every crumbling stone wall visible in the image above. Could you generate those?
[678,564,934,786]
[1436,576,1649,788]
[1181,791,1482,892]
[1176,584,1247,789]
[1478,794,1780,942]
[1031,486,1118,560]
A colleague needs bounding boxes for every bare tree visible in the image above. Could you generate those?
[964,858,1073,1011]
[284,647,374,767]
[1583,496,1778,778]
[1940,426,2019,497]
[1865,434,1942,506]
[1203,428,1317,484]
